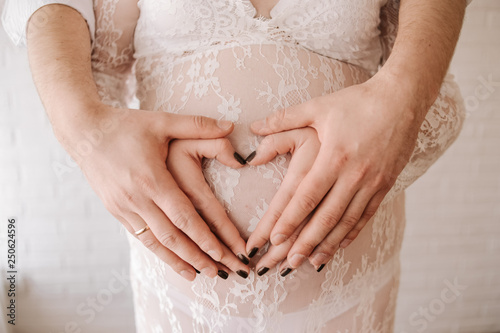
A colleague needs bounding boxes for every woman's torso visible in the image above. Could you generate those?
[92,1,405,331]
[132,0,389,242]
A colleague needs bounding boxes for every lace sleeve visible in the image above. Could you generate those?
[91,0,139,108]
[384,75,466,203]
[1,0,95,46]
[379,0,466,203]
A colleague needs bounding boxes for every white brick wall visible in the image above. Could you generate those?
[395,1,500,332]
[0,1,134,331]
[0,1,499,333]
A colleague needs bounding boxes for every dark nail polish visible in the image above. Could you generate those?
[217,270,229,280]
[248,247,259,258]
[280,267,292,277]
[257,267,269,276]
[316,264,325,273]
[245,151,256,162]
[234,152,247,165]
[195,269,200,274]
[237,253,250,265]
[236,270,249,279]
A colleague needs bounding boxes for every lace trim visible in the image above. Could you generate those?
[91,1,466,331]
[131,242,399,332]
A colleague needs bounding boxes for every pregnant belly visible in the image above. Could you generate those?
[136,44,371,239]
[130,45,408,319]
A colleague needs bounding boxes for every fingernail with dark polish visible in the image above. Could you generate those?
[234,152,247,165]
[257,267,269,276]
[248,247,259,258]
[195,269,200,274]
[316,264,325,273]
[245,151,256,163]
[237,253,250,265]
[217,270,229,280]
[280,267,292,277]
[236,270,249,279]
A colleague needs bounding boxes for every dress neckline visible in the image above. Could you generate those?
[244,0,289,20]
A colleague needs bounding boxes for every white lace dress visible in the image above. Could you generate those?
[87,0,466,332]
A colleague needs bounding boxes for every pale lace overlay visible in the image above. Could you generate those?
[89,0,466,332]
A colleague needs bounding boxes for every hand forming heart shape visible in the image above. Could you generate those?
[168,73,428,279]
[167,127,321,277]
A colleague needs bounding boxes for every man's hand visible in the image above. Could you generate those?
[246,74,422,272]
[79,106,250,281]
[242,128,319,276]
[167,138,253,279]
[245,0,467,273]
[26,4,250,281]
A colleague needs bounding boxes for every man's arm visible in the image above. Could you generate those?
[2,0,95,46]
[246,0,467,272]
[27,5,100,148]
[379,0,467,120]
[26,4,251,280]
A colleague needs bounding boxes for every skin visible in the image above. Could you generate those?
[245,0,468,274]
[25,0,467,281]
[26,4,250,281]
[250,0,280,18]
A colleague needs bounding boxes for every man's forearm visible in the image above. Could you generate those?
[27,4,102,147]
[379,0,466,117]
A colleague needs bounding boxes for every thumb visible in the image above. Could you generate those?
[250,101,315,135]
[170,138,246,170]
[247,128,319,166]
[246,131,297,166]
[155,112,234,140]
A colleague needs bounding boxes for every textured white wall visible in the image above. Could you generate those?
[0,1,134,332]
[395,1,500,332]
[0,1,498,333]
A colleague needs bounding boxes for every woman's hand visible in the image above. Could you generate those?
[167,138,251,279]
[243,128,320,276]
[76,105,249,281]
[246,73,427,272]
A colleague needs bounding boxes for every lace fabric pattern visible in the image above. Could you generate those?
[89,0,466,332]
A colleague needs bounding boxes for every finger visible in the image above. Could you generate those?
[153,112,234,140]
[167,139,248,264]
[124,211,200,281]
[110,211,136,236]
[245,128,318,166]
[304,189,377,268]
[250,100,318,136]
[287,189,356,269]
[244,131,295,166]
[255,237,293,277]
[255,218,309,277]
[171,138,246,169]
[132,207,240,281]
[339,190,387,248]
[137,202,222,278]
[218,242,250,279]
[246,129,319,255]
[269,148,340,246]
[152,170,225,262]
[314,188,376,251]
[288,182,365,264]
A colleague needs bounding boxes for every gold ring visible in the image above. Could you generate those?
[135,225,150,236]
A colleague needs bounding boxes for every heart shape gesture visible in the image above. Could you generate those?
[169,72,431,280]
[167,126,322,278]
